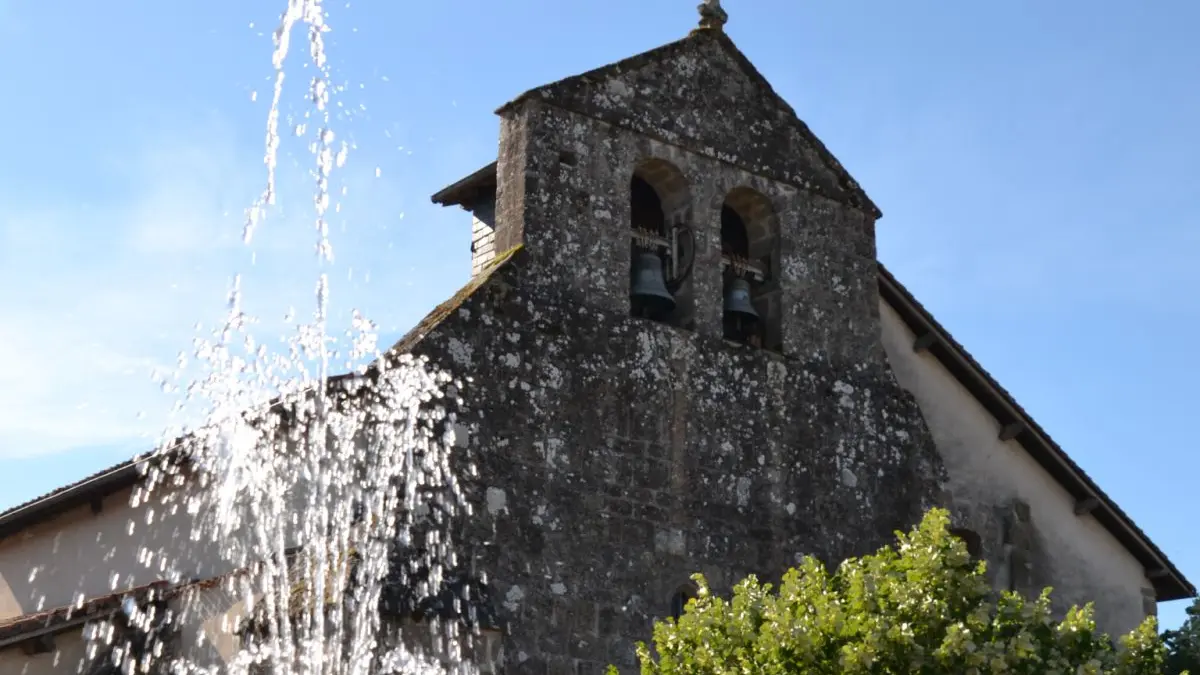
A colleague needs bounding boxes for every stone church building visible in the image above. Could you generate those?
[0,4,1191,674]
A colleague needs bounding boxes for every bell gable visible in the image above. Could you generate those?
[498,29,881,218]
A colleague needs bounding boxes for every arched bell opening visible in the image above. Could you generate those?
[719,187,780,351]
[629,158,694,329]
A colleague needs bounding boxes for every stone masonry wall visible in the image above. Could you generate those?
[412,271,945,667]
[401,97,950,672]
[399,40,954,670]
[410,268,946,673]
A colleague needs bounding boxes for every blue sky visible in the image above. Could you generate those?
[1,0,1197,627]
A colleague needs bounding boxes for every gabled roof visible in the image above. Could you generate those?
[384,245,523,357]
[495,28,882,219]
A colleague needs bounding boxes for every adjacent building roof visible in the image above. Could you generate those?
[0,580,173,652]
[877,266,1194,601]
[0,455,150,541]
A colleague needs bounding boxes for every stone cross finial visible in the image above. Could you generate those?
[697,0,728,32]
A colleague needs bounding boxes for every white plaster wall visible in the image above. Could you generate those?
[471,203,498,277]
[0,484,231,622]
[0,468,319,623]
[878,297,1152,637]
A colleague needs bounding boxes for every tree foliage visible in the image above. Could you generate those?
[1165,599,1200,675]
[614,509,1175,675]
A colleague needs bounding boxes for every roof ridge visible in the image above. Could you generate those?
[495,34,697,116]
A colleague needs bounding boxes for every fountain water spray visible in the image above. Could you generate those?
[70,2,484,673]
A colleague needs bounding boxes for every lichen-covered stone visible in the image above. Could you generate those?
[402,262,945,671]
[398,25,950,674]
[494,101,880,365]
[497,29,880,218]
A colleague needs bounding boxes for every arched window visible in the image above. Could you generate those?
[719,187,780,351]
[629,159,693,328]
[669,584,698,621]
[949,527,983,559]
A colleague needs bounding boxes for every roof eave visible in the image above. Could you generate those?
[877,264,1195,602]
[430,161,498,208]
[0,580,173,652]
[0,460,145,541]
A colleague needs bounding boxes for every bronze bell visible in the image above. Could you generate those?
[723,277,759,322]
[630,251,676,317]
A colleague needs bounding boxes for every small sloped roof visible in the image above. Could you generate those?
[495,28,881,219]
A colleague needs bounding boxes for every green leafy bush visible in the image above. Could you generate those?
[613,509,1175,675]
[1164,599,1200,675]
